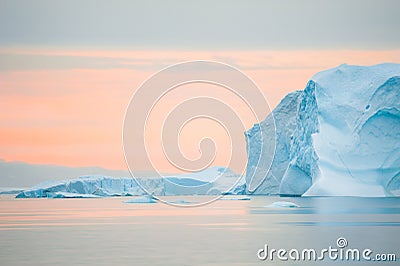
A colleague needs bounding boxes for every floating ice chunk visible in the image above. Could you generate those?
[168,199,196,204]
[124,195,157,204]
[265,201,300,208]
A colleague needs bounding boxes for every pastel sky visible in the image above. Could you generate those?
[0,1,399,173]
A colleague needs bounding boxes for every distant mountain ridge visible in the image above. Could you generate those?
[0,159,130,187]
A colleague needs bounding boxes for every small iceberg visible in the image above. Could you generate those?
[124,195,157,204]
[220,196,251,201]
[265,201,300,208]
[168,199,196,204]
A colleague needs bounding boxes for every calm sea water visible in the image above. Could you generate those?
[0,195,399,265]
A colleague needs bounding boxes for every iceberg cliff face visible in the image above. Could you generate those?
[246,63,400,196]
[245,90,302,194]
[280,81,319,196]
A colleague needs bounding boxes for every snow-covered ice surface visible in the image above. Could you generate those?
[246,63,400,197]
[16,166,245,198]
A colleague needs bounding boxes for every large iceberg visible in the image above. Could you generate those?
[246,63,400,197]
[16,166,245,198]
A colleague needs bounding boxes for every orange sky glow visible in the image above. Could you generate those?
[1,49,399,172]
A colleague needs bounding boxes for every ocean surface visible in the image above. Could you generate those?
[0,195,399,265]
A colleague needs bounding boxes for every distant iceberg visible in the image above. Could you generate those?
[16,166,245,198]
[246,63,400,197]
[16,176,145,198]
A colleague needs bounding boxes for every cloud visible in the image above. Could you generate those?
[0,53,162,72]
[0,0,399,49]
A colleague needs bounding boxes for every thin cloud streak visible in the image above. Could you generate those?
[1,49,400,72]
